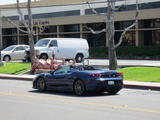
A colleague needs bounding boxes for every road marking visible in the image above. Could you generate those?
[0,91,160,115]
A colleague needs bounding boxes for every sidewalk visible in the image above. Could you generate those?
[0,73,159,91]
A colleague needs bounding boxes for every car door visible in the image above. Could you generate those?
[12,46,26,60]
[46,66,72,88]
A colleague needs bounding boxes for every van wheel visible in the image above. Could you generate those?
[40,54,48,60]
[75,54,84,63]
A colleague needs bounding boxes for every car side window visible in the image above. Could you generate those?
[49,40,57,47]
[15,46,25,51]
[54,66,70,74]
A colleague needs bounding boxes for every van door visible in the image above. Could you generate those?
[49,40,61,58]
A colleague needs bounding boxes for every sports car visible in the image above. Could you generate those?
[33,65,123,95]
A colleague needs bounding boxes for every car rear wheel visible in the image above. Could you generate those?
[3,55,11,62]
[73,80,86,96]
[37,77,46,92]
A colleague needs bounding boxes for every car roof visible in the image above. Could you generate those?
[9,45,29,47]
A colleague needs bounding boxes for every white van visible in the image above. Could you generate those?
[33,38,89,63]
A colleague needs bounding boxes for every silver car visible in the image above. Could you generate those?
[1,45,29,62]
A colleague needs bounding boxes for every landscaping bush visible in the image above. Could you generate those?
[89,46,160,59]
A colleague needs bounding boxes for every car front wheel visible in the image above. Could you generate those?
[3,55,11,62]
[73,80,86,96]
[36,77,46,92]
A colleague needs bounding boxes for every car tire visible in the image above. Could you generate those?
[75,54,84,63]
[3,55,11,62]
[40,54,48,60]
[73,80,86,96]
[36,77,46,92]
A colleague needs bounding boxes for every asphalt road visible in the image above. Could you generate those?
[0,79,160,120]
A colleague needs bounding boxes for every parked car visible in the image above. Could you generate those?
[33,65,123,96]
[1,45,29,62]
[25,38,89,63]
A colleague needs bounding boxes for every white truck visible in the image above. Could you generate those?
[26,38,89,63]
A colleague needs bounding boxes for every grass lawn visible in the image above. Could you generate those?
[118,67,160,82]
[0,62,31,74]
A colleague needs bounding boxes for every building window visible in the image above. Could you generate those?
[60,24,80,32]
[60,34,80,38]
[151,19,160,28]
[83,33,106,47]
[83,23,106,31]
[115,21,135,30]
[41,26,57,33]
[2,36,17,48]
[152,30,160,45]
[38,34,57,40]
[2,28,17,35]
[25,10,80,19]
[115,31,135,46]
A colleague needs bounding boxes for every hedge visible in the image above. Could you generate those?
[89,46,160,59]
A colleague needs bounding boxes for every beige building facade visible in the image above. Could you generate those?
[0,0,160,49]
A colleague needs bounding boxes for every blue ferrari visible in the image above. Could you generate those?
[33,65,123,95]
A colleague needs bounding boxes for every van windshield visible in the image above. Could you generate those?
[35,39,50,47]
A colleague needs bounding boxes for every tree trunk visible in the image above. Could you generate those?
[107,0,117,70]
[28,0,35,64]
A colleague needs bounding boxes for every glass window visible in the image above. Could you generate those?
[152,30,160,45]
[35,39,50,47]
[151,19,160,28]
[2,28,17,35]
[49,40,57,47]
[83,23,106,31]
[115,31,135,46]
[54,66,70,74]
[60,24,80,32]
[61,34,80,38]
[42,26,57,33]
[115,21,135,30]
[15,46,25,51]
[83,33,106,47]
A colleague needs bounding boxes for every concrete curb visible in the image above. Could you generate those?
[0,75,34,81]
[0,74,160,91]
[124,84,160,91]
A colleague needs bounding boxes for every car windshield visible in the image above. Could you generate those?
[54,66,71,74]
[2,45,15,51]
[35,39,50,47]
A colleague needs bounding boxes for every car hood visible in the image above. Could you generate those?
[1,50,12,54]
[26,47,47,51]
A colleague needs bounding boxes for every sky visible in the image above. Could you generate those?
[0,0,34,5]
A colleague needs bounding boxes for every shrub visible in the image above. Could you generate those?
[89,46,160,59]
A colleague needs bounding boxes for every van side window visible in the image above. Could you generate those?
[49,40,58,47]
